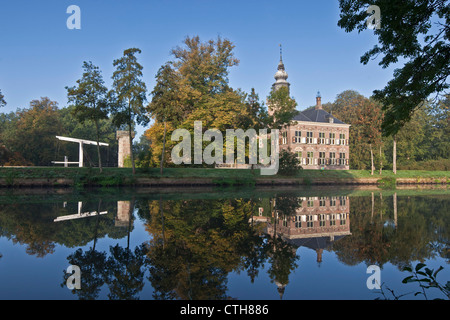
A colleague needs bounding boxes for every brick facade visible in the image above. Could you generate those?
[280,97,351,170]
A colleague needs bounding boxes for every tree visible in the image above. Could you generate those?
[278,149,303,176]
[145,36,252,167]
[147,63,183,175]
[267,86,298,130]
[337,0,450,137]
[110,48,148,175]
[9,97,64,166]
[354,98,383,175]
[243,88,269,130]
[66,61,109,173]
[0,89,6,108]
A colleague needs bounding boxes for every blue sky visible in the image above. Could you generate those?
[0,0,397,137]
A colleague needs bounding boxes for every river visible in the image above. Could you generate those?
[0,186,448,300]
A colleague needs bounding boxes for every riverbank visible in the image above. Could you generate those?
[0,167,449,188]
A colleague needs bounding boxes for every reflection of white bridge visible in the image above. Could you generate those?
[53,201,107,222]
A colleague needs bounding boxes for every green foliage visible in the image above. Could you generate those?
[278,149,302,176]
[267,86,297,129]
[337,0,450,136]
[110,48,148,174]
[110,48,148,128]
[401,263,449,300]
[66,61,110,172]
[398,159,450,171]
[0,89,6,108]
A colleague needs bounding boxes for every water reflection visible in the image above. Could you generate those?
[0,188,448,300]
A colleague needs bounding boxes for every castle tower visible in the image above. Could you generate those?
[315,91,322,110]
[272,45,290,93]
[268,45,291,117]
[116,131,134,168]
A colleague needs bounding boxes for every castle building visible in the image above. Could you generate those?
[269,49,351,170]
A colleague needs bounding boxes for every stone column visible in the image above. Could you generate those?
[116,131,135,168]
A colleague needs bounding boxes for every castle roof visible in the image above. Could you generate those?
[297,108,347,125]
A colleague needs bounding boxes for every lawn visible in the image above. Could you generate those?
[0,166,449,181]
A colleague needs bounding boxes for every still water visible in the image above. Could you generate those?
[0,186,448,300]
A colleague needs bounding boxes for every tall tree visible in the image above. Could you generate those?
[66,61,109,173]
[110,48,148,175]
[145,36,251,167]
[0,89,6,108]
[147,63,183,175]
[267,86,297,130]
[354,98,383,175]
[337,0,450,137]
[244,88,269,130]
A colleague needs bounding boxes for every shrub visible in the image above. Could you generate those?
[278,149,303,176]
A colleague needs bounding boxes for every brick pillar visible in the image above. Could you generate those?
[315,95,322,110]
[116,131,135,168]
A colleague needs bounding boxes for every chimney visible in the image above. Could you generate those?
[315,91,322,110]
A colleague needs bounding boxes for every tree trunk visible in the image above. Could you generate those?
[393,135,397,175]
[95,120,103,173]
[129,123,135,175]
[370,144,374,176]
[379,143,383,175]
[160,120,167,176]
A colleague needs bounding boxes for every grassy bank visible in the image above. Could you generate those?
[0,166,449,188]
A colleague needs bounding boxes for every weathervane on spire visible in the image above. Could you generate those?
[280,44,283,62]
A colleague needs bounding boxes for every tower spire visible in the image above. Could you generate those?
[280,44,283,62]
[273,44,290,92]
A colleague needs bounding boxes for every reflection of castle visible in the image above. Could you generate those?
[262,196,351,299]
[268,196,351,262]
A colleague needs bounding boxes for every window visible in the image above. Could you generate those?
[307,131,314,144]
[307,215,314,228]
[297,151,302,164]
[307,198,314,207]
[330,214,336,226]
[340,133,346,145]
[282,131,287,145]
[339,153,346,165]
[319,132,325,144]
[340,214,347,225]
[307,151,314,165]
[319,197,326,207]
[295,216,302,228]
[282,216,288,227]
[319,152,326,165]
[329,133,336,145]
[330,152,336,165]
[330,196,336,207]
[339,196,346,206]
[293,131,301,143]
[319,214,326,227]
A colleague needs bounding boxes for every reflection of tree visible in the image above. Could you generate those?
[0,203,57,258]
[105,244,148,300]
[333,194,444,269]
[64,248,108,300]
[274,195,301,217]
[0,200,122,258]
[145,198,270,300]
